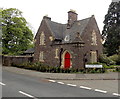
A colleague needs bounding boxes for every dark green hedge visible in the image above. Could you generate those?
[12,62,107,73]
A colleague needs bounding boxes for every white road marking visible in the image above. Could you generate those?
[67,84,77,87]
[94,89,107,93]
[0,82,6,86]
[19,91,35,98]
[48,80,56,82]
[113,93,120,96]
[57,82,64,84]
[80,86,91,90]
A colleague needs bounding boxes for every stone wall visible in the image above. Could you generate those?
[2,55,33,66]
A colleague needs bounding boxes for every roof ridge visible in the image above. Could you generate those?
[44,16,91,25]
[47,19,66,25]
[77,16,91,22]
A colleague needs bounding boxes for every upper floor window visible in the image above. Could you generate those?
[39,51,44,61]
[64,35,70,41]
[49,36,53,41]
[40,32,45,45]
[91,30,97,45]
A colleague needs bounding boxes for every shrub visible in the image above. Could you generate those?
[109,54,120,65]
[116,67,120,72]
[12,61,108,73]
[99,54,116,65]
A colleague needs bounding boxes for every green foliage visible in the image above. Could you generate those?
[103,65,115,69]
[99,54,116,65]
[0,8,2,55]
[116,67,120,72]
[12,62,107,74]
[109,54,120,65]
[1,8,33,55]
[102,2,120,56]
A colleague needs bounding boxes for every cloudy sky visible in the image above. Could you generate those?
[1,0,112,35]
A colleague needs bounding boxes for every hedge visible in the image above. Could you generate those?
[11,62,108,73]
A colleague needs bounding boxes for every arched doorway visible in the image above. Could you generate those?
[64,52,71,69]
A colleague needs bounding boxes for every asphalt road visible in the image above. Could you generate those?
[1,69,119,98]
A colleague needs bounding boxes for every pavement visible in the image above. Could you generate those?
[2,66,119,80]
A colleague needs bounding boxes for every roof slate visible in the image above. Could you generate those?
[45,16,91,43]
[46,20,66,39]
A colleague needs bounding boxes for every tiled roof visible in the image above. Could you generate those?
[63,17,90,43]
[45,20,66,40]
[45,16,91,43]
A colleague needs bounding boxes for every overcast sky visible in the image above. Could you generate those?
[1,0,112,35]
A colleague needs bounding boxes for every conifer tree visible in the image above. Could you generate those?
[102,1,120,56]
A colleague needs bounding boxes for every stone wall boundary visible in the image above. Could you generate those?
[2,55,33,66]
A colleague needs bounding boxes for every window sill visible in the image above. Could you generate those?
[39,60,44,62]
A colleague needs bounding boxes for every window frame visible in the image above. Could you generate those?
[91,30,97,45]
[39,51,44,62]
[55,49,59,58]
[40,32,45,45]
[90,51,97,63]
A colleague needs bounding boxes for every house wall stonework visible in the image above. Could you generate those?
[2,55,33,66]
[81,16,103,63]
[34,12,103,69]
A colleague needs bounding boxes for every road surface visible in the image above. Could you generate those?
[1,69,119,98]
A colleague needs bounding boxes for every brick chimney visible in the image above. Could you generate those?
[67,10,78,29]
[43,15,51,20]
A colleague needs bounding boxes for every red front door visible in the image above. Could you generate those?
[64,52,71,69]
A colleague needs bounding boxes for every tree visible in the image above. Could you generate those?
[0,8,2,55]
[1,8,33,55]
[102,1,120,56]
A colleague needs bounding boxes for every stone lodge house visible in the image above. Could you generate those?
[34,10,103,69]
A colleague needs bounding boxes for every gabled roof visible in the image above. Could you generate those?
[37,15,94,45]
[63,17,90,43]
[45,16,91,43]
[45,20,66,40]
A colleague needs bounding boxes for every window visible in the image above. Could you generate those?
[91,30,97,45]
[90,51,97,63]
[49,36,53,41]
[55,49,59,58]
[64,35,70,41]
[39,51,44,61]
[40,32,45,45]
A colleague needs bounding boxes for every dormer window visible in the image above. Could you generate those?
[91,30,97,45]
[64,35,70,41]
[40,32,45,45]
[49,36,53,41]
